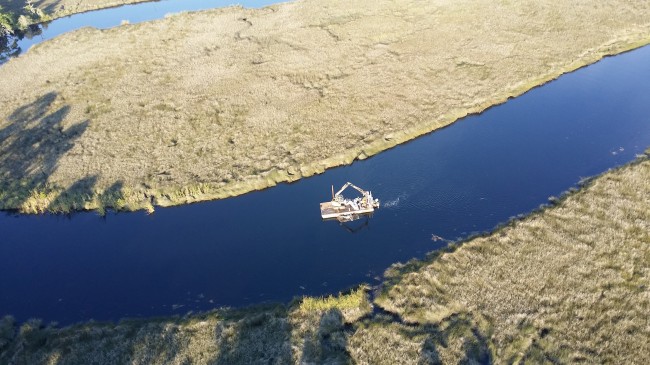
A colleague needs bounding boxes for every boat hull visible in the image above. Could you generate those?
[320,201,375,219]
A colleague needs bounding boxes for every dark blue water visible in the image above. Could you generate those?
[1,0,278,63]
[1,8,650,325]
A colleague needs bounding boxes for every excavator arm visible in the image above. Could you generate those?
[322,182,380,221]
[334,182,368,197]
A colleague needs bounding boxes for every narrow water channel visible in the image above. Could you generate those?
[1,2,649,325]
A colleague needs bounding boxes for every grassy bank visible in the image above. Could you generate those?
[375,153,650,363]
[0,0,152,23]
[1,153,648,364]
[0,0,649,213]
[0,287,373,364]
[1,0,154,64]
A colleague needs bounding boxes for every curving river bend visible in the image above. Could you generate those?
[1,0,650,325]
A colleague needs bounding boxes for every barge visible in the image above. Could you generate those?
[320,182,380,222]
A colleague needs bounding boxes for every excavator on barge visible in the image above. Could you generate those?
[320,182,380,222]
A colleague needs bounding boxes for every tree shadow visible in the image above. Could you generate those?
[201,306,353,364]
[0,0,29,14]
[459,324,492,365]
[407,313,491,365]
[0,92,88,210]
[0,0,58,17]
[0,33,21,63]
[359,310,491,364]
[46,175,96,210]
[0,305,494,364]
[298,308,352,364]
[210,306,293,365]
[32,0,63,15]
[98,180,124,212]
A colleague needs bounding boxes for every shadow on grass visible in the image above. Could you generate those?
[0,0,57,19]
[119,306,351,364]
[32,0,59,15]
[210,306,293,364]
[406,313,491,364]
[0,92,89,211]
[0,0,32,13]
[299,308,352,364]
[45,176,126,214]
[0,301,495,364]
[46,175,97,211]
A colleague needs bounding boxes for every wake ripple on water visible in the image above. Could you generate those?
[382,193,408,208]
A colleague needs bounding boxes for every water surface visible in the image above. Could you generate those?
[1,4,649,325]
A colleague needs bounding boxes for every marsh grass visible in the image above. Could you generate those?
[297,286,371,322]
[288,287,373,364]
[0,290,370,365]
[376,155,650,364]
[349,312,492,364]
[1,0,649,213]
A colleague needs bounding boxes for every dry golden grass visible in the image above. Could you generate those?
[298,286,371,321]
[376,155,650,363]
[0,289,371,365]
[1,0,649,213]
[1,307,294,365]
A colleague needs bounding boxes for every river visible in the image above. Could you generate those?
[1,1,649,325]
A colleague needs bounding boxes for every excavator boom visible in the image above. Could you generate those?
[334,182,368,197]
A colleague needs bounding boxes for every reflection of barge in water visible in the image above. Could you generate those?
[320,182,380,222]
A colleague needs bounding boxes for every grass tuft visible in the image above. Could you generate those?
[298,286,369,314]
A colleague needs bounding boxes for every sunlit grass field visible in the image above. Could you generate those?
[1,0,648,213]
